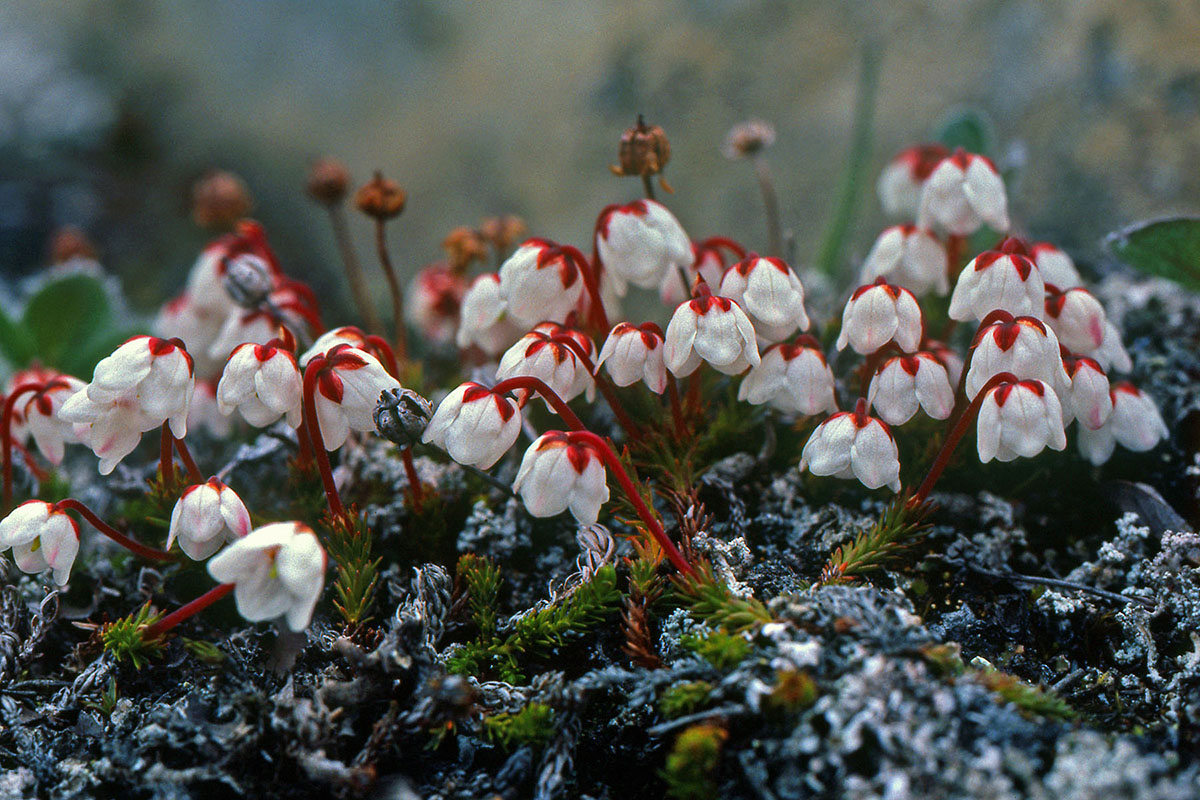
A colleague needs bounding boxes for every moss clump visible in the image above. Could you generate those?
[101,603,166,668]
[659,681,714,718]
[482,702,556,750]
[661,723,728,800]
[679,630,751,670]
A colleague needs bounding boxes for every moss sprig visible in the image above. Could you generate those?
[816,496,929,585]
[673,563,773,634]
[323,509,380,630]
[101,603,166,668]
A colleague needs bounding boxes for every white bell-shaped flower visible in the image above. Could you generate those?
[949,238,1045,321]
[455,273,524,357]
[0,500,79,585]
[594,200,692,297]
[405,264,466,345]
[207,521,326,632]
[918,149,1010,236]
[859,225,949,297]
[496,323,597,405]
[21,375,88,465]
[497,238,585,328]
[965,314,1070,399]
[877,143,949,218]
[1061,354,1113,431]
[663,292,760,377]
[309,345,402,451]
[800,400,901,492]
[835,279,923,355]
[513,431,610,524]
[154,293,226,380]
[1044,286,1109,356]
[422,382,522,469]
[867,352,955,426]
[59,336,196,475]
[299,326,370,368]
[595,322,668,394]
[738,339,837,416]
[1077,382,1168,465]
[167,478,252,561]
[1092,320,1133,374]
[718,255,810,342]
[217,341,303,428]
[976,379,1067,463]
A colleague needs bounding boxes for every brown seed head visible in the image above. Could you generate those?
[723,119,776,159]
[191,170,253,230]
[610,115,671,178]
[479,215,528,252]
[48,226,98,264]
[355,171,407,220]
[306,158,350,206]
[441,226,488,271]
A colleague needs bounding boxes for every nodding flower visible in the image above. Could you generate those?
[405,264,467,345]
[867,352,955,426]
[307,345,402,451]
[455,273,524,357]
[1044,285,1109,356]
[422,382,522,469]
[512,431,609,524]
[800,399,901,492]
[663,289,760,377]
[1076,382,1168,466]
[594,199,692,299]
[976,378,1067,463]
[965,313,1069,399]
[19,374,88,465]
[495,323,597,406]
[1060,353,1112,431]
[859,225,949,298]
[877,143,950,219]
[1029,242,1084,290]
[497,238,587,329]
[738,338,837,416]
[836,279,923,356]
[717,254,810,343]
[207,521,326,632]
[59,336,195,475]
[217,340,303,428]
[595,322,667,394]
[167,478,252,561]
[0,500,79,585]
[949,238,1044,321]
[917,148,1009,236]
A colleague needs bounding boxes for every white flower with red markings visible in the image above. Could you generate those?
[949,238,1045,321]
[1077,382,1168,465]
[717,255,810,342]
[800,400,901,492]
[868,352,955,426]
[455,273,523,357]
[924,340,964,387]
[877,143,949,218]
[59,336,195,475]
[965,313,1069,399]
[309,345,401,451]
[738,338,837,416]
[422,382,522,469]
[512,431,610,524]
[496,323,597,405]
[207,521,326,632]
[595,200,692,298]
[1044,286,1109,356]
[1061,354,1112,430]
[1029,242,1083,289]
[595,323,667,394]
[1093,321,1133,374]
[5,366,61,446]
[167,478,252,561]
[835,279,922,355]
[663,291,760,377]
[406,264,467,345]
[497,239,586,328]
[690,239,736,291]
[859,225,949,297]
[299,326,370,368]
[185,238,241,314]
[18,375,88,465]
[976,378,1067,463]
[0,500,79,585]
[917,148,1010,235]
[217,341,303,428]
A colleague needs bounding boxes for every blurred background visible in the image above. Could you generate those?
[1,0,1199,321]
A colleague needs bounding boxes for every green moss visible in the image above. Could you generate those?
[659,681,714,718]
[101,604,166,668]
[674,564,772,634]
[660,723,728,800]
[679,630,751,670]
[482,702,556,750]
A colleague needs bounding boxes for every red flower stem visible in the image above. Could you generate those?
[173,437,204,484]
[909,371,1017,508]
[549,335,641,440]
[301,357,347,522]
[491,376,587,432]
[566,247,610,332]
[700,236,747,259]
[569,430,694,577]
[666,373,687,440]
[685,373,702,416]
[946,234,967,283]
[2,383,41,510]
[373,218,409,364]
[401,447,425,511]
[295,416,314,468]
[54,498,174,562]
[143,582,235,640]
[365,334,400,378]
[159,423,176,493]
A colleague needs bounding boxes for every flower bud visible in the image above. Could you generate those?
[949,238,1044,321]
[610,115,671,179]
[595,322,667,394]
[306,158,350,206]
[738,339,837,416]
[976,379,1067,463]
[868,352,954,426]
[422,382,521,469]
[354,171,407,220]
[966,313,1069,399]
[718,255,810,343]
[1044,286,1108,356]
[1077,382,1168,465]
[496,323,596,405]
[859,225,949,297]
[595,200,691,298]
[374,387,434,448]
[1061,354,1112,430]
[800,401,901,492]
[835,279,923,355]
[497,239,585,329]
[918,148,1009,236]
[513,432,609,524]
[0,500,79,585]
[664,293,760,377]
[168,478,252,561]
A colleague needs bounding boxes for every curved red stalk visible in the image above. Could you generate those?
[491,376,587,432]
[143,583,235,640]
[365,334,400,378]
[301,356,347,521]
[549,335,641,440]
[565,246,609,332]
[173,437,204,484]
[2,383,42,510]
[54,498,174,562]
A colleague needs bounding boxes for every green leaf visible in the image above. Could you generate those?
[0,307,36,369]
[22,274,113,370]
[1107,217,1200,293]
[935,108,993,155]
